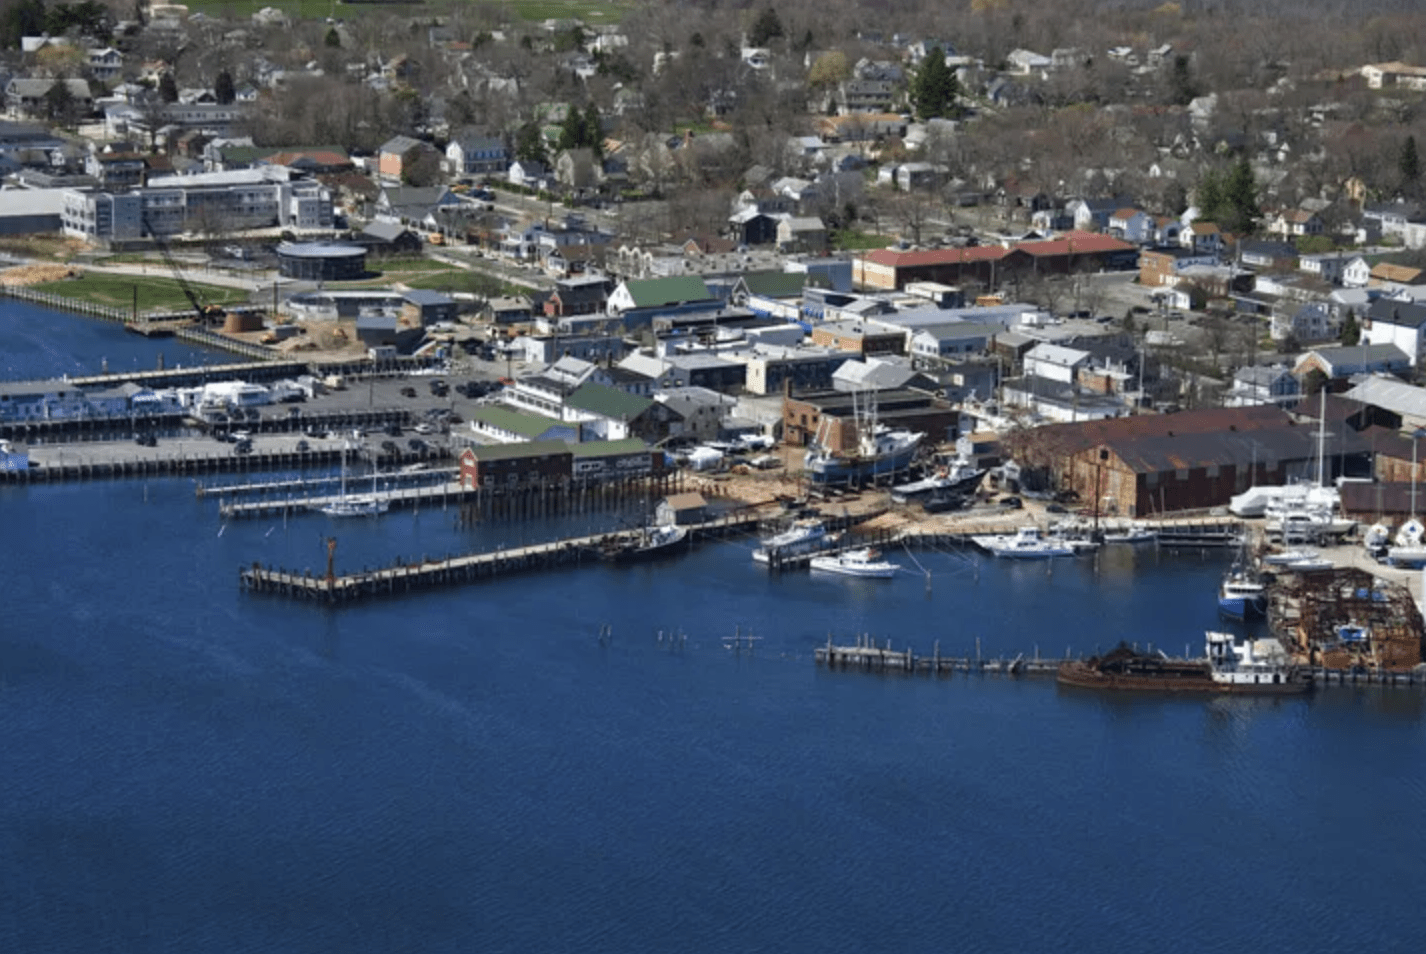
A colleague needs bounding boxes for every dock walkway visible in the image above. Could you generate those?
[240,512,763,601]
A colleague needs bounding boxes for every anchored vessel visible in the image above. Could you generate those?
[1057,633,1311,694]
[809,547,898,579]
[972,525,1076,559]
[752,518,829,564]
[604,523,688,562]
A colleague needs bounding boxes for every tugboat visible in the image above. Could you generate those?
[1056,633,1310,695]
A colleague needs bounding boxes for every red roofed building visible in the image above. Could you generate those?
[853,230,1137,289]
[1015,231,1139,274]
[853,245,1016,290]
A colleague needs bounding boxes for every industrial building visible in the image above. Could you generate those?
[276,242,367,281]
[1009,405,1382,517]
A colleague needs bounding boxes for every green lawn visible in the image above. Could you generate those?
[180,0,631,23]
[404,268,516,297]
[31,274,250,314]
[832,230,895,251]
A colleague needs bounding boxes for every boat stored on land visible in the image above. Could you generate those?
[810,547,898,579]
[804,390,923,486]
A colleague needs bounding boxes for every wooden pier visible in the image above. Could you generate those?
[815,635,1069,676]
[239,512,763,602]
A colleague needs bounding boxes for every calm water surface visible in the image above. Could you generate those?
[2,302,1424,953]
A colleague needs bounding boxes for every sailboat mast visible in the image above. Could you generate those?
[1316,387,1326,487]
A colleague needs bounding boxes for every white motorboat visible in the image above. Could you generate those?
[752,518,829,564]
[1261,547,1324,566]
[972,526,1076,559]
[1101,521,1157,544]
[810,547,899,579]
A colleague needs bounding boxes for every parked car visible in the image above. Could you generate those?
[408,438,427,451]
[400,386,417,398]
[381,440,398,453]
[413,423,435,434]
[296,440,310,453]
[134,433,157,447]
[999,496,1023,509]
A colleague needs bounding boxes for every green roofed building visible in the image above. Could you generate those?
[467,405,579,444]
[563,383,658,441]
[606,275,721,327]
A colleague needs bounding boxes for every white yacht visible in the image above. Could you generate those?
[810,547,899,579]
[752,519,829,564]
[972,526,1076,559]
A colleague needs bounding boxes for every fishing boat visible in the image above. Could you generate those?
[316,446,389,518]
[890,440,986,503]
[1218,563,1266,619]
[1056,632,1310,695]
[971,526,1076,559]
[605,523,689,562]
[804,390,923,486]
[752,518,829,564]
[810,547,898,579]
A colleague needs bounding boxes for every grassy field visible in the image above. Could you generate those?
[180,0,632,23]
[31,274,251,314]
[403,268,515,297]
[831,230,896,251]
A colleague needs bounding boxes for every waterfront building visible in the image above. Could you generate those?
[60,167,333,243]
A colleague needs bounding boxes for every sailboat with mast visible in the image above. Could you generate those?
[316,442,389,518]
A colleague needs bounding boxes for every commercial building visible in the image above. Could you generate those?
[60,167,333,242]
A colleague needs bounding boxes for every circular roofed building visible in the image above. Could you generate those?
[276,242,367,281]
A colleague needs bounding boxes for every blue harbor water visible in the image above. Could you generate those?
[4,301,1426,953]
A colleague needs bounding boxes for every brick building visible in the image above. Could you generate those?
[782,389,961,450]
[458,441,573,489]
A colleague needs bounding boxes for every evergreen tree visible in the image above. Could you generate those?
[582,102,604,159]
[1401,134,1421,197]
[44,77,74,126]
[1340,311,1361,346]
[910,46,961,121]
[747,7,784,47]
[325,26,341,48]
[515,121,548,166]
[1196,168,1223,223]
[1222,156,1260,235]
[214,69,235,105]
[0,0,47,51]
[557,104,584,153]
[1168,54,1197,107]
[158,70,178,104]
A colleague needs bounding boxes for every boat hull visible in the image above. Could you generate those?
[805,445,920,485]
[1217,595,1265,619]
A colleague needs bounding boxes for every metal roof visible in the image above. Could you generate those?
[1342,375,1426,419]
[468,405,569,439]
[570,438,650,457]
[463,439,571,462]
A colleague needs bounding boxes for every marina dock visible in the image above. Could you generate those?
[239,512,763,601]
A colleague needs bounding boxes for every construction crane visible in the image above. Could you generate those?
[143,214,225,324]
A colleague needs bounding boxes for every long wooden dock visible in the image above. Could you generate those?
[219,477,469,519]
[240,512,763,601]
[815,635,1069,676]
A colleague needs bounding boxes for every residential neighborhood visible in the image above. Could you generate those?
[7,0,1426,499]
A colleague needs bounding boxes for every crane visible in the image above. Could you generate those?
[143,214,225,324]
